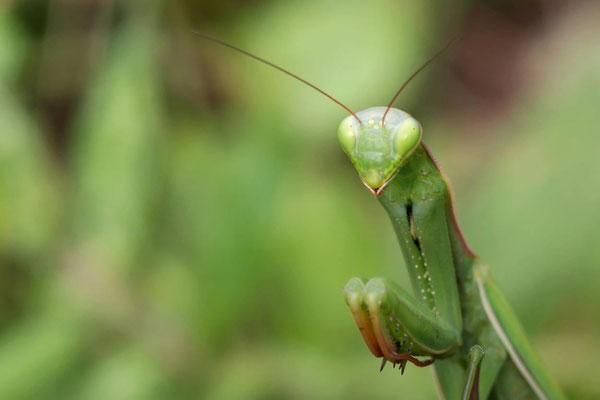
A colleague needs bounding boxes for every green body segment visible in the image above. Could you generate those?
[341,107,565,399]
[377,144,463,335]
[475,265,565,399]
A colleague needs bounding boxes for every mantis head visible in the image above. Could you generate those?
[338,107,422,195]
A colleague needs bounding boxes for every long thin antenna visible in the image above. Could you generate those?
[382,37,458,124]
[192,31,362,125]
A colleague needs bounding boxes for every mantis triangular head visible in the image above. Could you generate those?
[338,107,422,195]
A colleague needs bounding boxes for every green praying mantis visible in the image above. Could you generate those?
[195,31,566,400]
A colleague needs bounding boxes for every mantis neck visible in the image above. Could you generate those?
[377,144,477,306]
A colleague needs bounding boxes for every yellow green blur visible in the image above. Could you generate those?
[0,1,599,399]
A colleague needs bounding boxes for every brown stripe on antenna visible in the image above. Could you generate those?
[382,36,459,124]
[193,31,362,125]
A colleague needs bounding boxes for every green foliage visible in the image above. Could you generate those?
[0,0,599,398]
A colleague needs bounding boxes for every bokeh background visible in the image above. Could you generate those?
[1,0,599,398]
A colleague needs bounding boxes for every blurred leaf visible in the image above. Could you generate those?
[0,314,83,399]
[0,10,29,84]
[73,347,168,400]
[0,86,60,259]
[69,12,164,271]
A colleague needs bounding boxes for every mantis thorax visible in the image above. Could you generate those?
[338,107,422,194]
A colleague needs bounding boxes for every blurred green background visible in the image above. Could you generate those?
[1,0,599,398]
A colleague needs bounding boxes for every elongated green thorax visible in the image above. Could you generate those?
[339,106,465,344]
[376,144,464,332]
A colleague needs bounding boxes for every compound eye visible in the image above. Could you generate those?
[337,116,357,155]
[393,117,421,159]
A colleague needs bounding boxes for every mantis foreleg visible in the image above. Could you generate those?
[345,277,461,362]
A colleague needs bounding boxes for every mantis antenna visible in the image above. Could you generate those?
[381,37,459,124]
[192,31,363,125]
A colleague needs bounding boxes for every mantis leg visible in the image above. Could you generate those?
[474,325,507,399]
[433,337,505,400]
[344,277,461,365]
[461,345,485,400]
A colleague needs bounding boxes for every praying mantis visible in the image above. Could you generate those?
[195,31,565,400]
